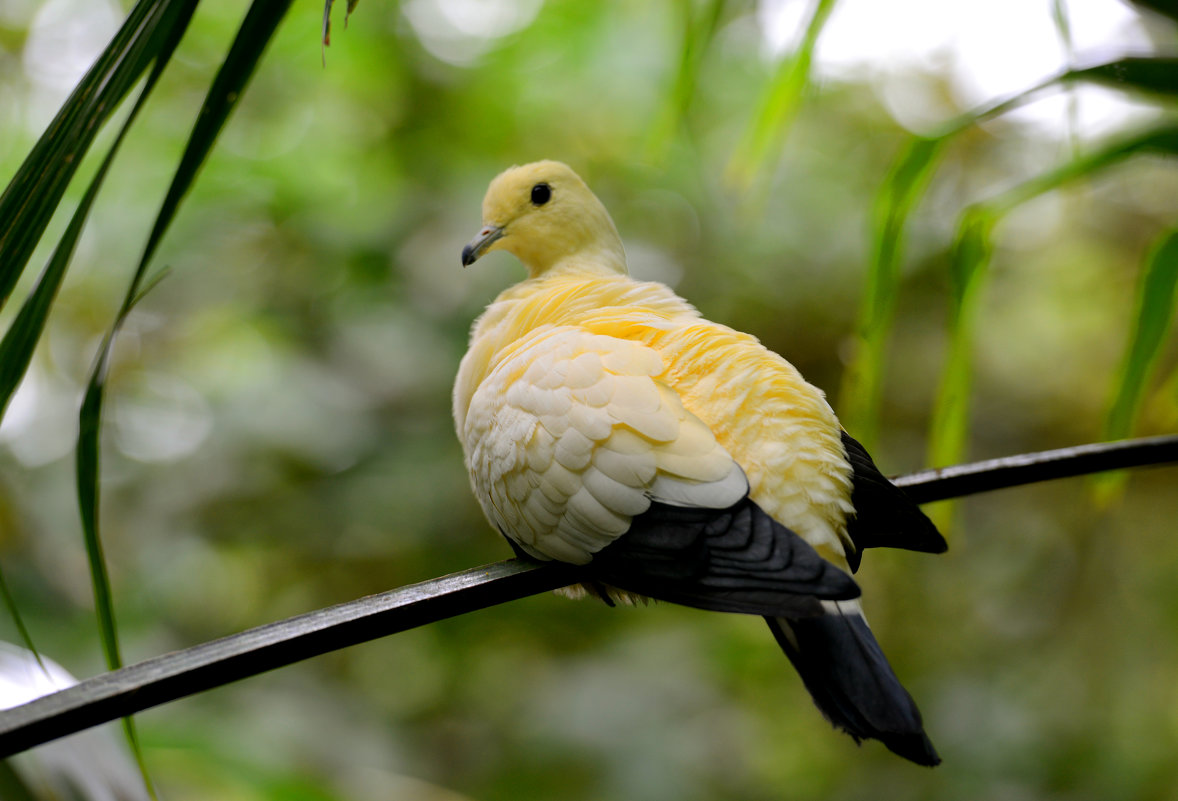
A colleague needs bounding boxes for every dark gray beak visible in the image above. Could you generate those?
[461,224,505,267]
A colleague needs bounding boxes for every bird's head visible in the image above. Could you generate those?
[461,161,627,278]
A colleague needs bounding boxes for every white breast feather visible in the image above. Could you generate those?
[462,327,749,564]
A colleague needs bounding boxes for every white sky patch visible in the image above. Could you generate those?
[0,362,79,468]
[20,0,121,135]
[402,0,544,67]
[759,0,1159,135]
[21,0,120,92]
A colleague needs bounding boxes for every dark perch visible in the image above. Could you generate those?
[0,434,1173,758]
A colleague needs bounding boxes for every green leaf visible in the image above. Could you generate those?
[923,210,996,534]
[1064,57,1178,99]
[0,566,43,675]
[0,39,183,427]
[0,5,196,794]
[839,135,945,447]
[927,209,995,472]
[1127,0,1178,24]
[44,8,198,799]
[726,0,837,189]
[926,123,1178,476]
[0,0,196,314]
[1105,228,1178,440]
[135,0,297,283]
[41,0,198,677]
[841,70,1178,457]
[74,0,295,671]
[993,124,1178,214]
[644,0,727,162]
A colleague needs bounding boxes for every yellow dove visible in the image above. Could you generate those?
[454,161,947,765]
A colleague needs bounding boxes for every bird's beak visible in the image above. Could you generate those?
[461,224,505,267]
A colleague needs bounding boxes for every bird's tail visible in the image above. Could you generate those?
[766,605,940,766]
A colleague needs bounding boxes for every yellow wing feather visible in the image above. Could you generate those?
[455,271,855,569]
[459,324,748,564]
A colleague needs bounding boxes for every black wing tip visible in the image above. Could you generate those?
[823,562,862,601]
[840,431,950,557]
[881,731,942,767]
[890,511,948,555]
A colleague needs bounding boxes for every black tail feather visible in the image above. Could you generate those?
[766,611,940,766]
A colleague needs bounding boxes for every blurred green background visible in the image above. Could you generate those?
[2,0,1178,798]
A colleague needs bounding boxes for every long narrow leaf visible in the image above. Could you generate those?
[136,0,297,281]
[838,136,945,447]
[726,0,836,189]
[995,126,1178,214]
[0,97,144,695]
[0,566,42,675]
[74,0,296,564]
[46,0,200,676]
[1128,0,1178,24]
[644,0,726,161]
[0,0,194,313]
[1105,228,1178,440]
[36,7,201,798]
[75,0,294,676]
[927,209,994,473]
[927,123,1178,506]
[844,63,1178,451]
[836,81,1062,446]
[0,45,184,424]
[78,0,291,665]
[1064,57,1178,98]
[0,3,196,793]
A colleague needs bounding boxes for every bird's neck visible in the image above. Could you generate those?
[525,240,628,279]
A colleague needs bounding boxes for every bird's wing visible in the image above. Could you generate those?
[463,325,749,565]
[461,325,860,611]
[840,432,947,572]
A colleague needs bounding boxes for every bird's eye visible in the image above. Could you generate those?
[530,183,552,206]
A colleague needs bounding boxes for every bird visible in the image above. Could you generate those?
[453,160,947,766]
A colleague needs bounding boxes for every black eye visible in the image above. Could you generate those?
[530,182,551,206]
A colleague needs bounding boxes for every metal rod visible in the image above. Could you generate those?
[894,434,1178,503]
[0,434,1173,757]
[0,559,580,758]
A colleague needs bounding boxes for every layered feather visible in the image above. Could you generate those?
[455,272,856,570]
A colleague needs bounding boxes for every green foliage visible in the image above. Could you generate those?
[1,0,1177,799]
[727,0,836,189]
[644,0,727,162]
[842,59,1178,458]
[926,124,1178,476]
[839,136,944,447]
[0,0,197,310]
[76,0,291,677]
[1066,57,1178,97]
[1107,228,1178,440]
